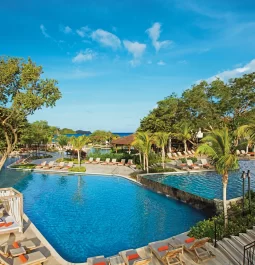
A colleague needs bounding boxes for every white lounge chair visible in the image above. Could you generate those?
[177,152,184,158]
[85,158,93,164]
[92,158,101,164]
[186,160,200,170]
[87,255,109,265]
[119,249,151,265]
[240,150,250,157]
[109,158,117,165]
[63,161,73,169]
[53,162,65,169]
[176,161,188,170]
[172,153,178,158]
[149,240,183,265]
[187,151,193,156]
[117,159,126,166]
[101,158,110,165]
[42,161,54,169]
[200,159,213,169]
[167,153,178,160]
[0,250,47,265]
[35,161,46,169]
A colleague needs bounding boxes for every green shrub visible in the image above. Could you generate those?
[11,164,36,169]
[68,166,86,172]
[188,197,255,241]
[56,158,79,163]
[87,151,133,162]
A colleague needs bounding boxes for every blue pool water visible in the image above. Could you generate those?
[12,173,207,262]
[143,160,255,200]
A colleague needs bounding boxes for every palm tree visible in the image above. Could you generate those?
[57,135,68,158]
[174,123,193,152]
[154,132,170,168]
[70,135,89,166]
[236,124,255,152]
[197,127,238,225]
[132,132,153,173]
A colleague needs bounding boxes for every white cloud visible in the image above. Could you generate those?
[76,26,90,38]
[146,22,172,52]
[123,40,146,67]
[123,40,146,58]
[72,49,96,63]
[91,29,121,49]
[40,24,50,38]
[157,60,166,66]
[205,59,255,82]
[61,26,72,34]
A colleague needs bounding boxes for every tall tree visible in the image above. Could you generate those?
[173,123,194,152]
[57,135,69,158]
[0,57,61,170]
[154,132,170,168]
[132,132,153,173]
[70,136,89,166]
[197,128,238,225]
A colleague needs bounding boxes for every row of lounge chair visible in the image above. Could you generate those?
[85,158,134,166]
[167,151,196,160]
[236,149,253,157]
[87,236,215,265]
[176,159,214,170]
[0,239,47,265]
[35,161,74,170]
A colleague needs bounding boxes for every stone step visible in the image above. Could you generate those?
[247,229,255,240]
[231,235,250,249]
[217,241,241,265]
[222,238,244,261]
[240,233,255,244]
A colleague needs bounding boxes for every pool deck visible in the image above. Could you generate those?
[0,217,231,265]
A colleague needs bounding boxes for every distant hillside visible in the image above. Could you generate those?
[76,130,91,135]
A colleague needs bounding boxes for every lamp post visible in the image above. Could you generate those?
[247,170,251,214]
[241,171,246,216]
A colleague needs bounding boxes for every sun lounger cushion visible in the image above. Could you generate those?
[0,223,5,227]
[5,222,13,227]
[158,245,168,252]
[149,241,170,259]
[128,253,139,260]
[13,242,19,248]
[19,254,28,263]
[94,262,106,265]
[185,237,195,243]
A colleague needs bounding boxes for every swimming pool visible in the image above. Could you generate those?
[12,173,207,262]
[143,160,255,200]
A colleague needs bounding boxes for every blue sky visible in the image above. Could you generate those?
[1,0,255,132]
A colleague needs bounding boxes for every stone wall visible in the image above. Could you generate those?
[138,175,217,215]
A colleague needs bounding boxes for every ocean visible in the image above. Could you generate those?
[64,132,133,138]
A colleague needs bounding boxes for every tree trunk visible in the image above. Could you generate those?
[222,173,228,227]
[184,140,187,152]
[162,146,165,169]
[78,150,80,166]
[143,154,146,171]
[0,153,8,171]
[139,152,142,165]
[146,154,149,173]
[246,144,249,154]
[168,138,172,152]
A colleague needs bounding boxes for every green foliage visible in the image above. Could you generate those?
[68,166,86,172]
[89,130,118,144]
[0,56,61,170]
[57,135,69,148]
[56,158,80,163]
[139,73,255,134]
[11,164,36,169]
[60,128,76,134]
[148,152,162,165]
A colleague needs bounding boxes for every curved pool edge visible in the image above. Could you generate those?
[23,212,190,265]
